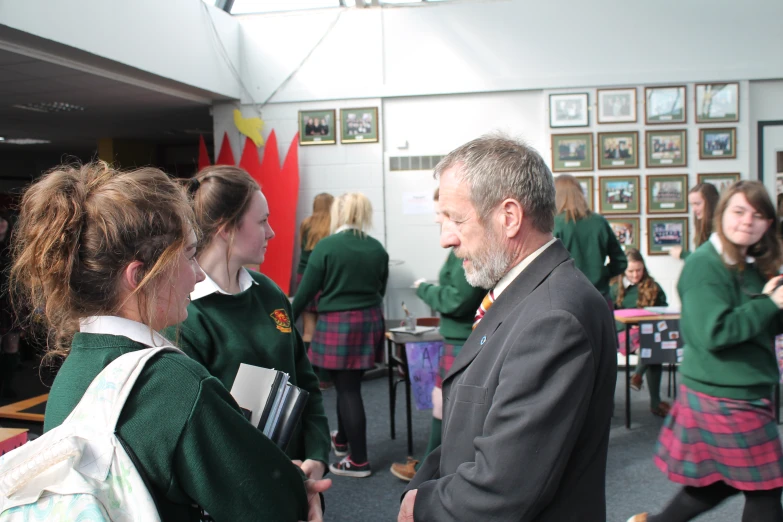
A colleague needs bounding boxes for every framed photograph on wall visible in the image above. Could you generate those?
[647,174,689,214]
[606,217,640,251]
[598,131,638,169]
[699,127,737,159]
[299,109,336,145]
[597,88,637,124]
[697,172,740,193]
[695,82,739,123]
[340,107,379,144]
[599,175,640,214]
[648,217,689,256]
[575,175,595,211]
[646,129,687,168]
[645,85,686,124]
[549,93,589,128]
[551,133,593,172]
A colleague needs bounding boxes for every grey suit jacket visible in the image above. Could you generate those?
[405,240,617,521]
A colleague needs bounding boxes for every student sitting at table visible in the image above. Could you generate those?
[610,248,670,417]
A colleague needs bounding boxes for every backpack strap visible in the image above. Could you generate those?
[66,346,183,432]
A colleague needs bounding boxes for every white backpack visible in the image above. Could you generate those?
[0,346,178,521]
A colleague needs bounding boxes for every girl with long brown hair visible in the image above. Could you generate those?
[14,162,325,521]
[669,182,719,260]
[178,165,331,483]
[630,181,783,522]
[554,174,627,304]
[610,249,669,417]
[298,193,335,388]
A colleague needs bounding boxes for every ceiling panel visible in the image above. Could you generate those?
[0,48,214,151]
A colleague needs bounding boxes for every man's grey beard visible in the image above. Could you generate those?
[464,243,513,289]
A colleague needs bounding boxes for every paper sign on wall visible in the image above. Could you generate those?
[403,192,435,215]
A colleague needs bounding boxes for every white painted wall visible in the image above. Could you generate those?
[213,99,385,293]
[0,0,241,99]
[237,0,783,102]
[382,90,545,319]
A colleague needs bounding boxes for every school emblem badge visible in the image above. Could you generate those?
[270,309,292,333]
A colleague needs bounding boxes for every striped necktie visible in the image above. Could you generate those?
[472,290,496,330]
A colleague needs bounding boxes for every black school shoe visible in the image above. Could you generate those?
[329,456,372,478]
[330,430,349,457]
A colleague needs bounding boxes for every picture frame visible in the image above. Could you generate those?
[549,93,589,128]
[695,82,739,123]
[648,217,689,256]
[645,85,686,124]
[599,175,641,214]
[697,172,740,193]
[699,127,737,159]
[646,129,687,168]
[597,88,637,124]
[339,107,379,144]
[551,133,594,172]
[647,174,689,214]
[575,175,595,211]
[299,109,336,145]
[598,131,639,169]
[606,217,641,251]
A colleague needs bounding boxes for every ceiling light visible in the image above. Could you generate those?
[0,137,4,141]
[12,102,85,113]
[0,139,52,145]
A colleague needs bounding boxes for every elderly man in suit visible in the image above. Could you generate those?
[398,134,617,522]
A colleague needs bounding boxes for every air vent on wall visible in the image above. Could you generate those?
[12,102,85,113]
[390,155,445,171]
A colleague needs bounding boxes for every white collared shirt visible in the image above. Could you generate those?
[79,315,174,348]
[493,237,557,299]
[190,267,257,301]
[334,225,359,234]
[709,233,755,265]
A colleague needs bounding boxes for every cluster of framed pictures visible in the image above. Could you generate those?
[549,83,740,127]
[605,216,690,256]
[574,172,740,255]
[552,127,738,171]
[298,108,379,146]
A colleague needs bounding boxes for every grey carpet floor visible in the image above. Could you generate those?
[320,370,759,521]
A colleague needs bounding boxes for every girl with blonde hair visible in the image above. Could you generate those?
[294,192,389,478]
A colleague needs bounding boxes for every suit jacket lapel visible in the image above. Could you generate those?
[442,240,572,383]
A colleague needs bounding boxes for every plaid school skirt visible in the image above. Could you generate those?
[436,343,463,388]
[654,384,783,490]
[308,306,384,370]
[295,273,321,314]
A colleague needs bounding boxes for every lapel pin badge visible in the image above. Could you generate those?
[480,336,487,345]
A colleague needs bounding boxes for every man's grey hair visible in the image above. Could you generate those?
[434,133,556,233]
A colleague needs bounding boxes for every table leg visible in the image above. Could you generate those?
[404,361,413,455]
[625,324,631,429]
[388,338,396,440]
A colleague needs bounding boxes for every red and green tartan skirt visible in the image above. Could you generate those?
[295,273,320,314]
[436,342,463,388]
[654,384,783,490]
[308,306,384,370]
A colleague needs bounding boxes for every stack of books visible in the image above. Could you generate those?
[230,363,310,450]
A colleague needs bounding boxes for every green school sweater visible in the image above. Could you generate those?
[176,270,330,466]
[293,229,389,319]
[678,241,783,400]
[44,333,308,522]
[610,280,668,332]
[554,212,627,296]
[416,250,486,344]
